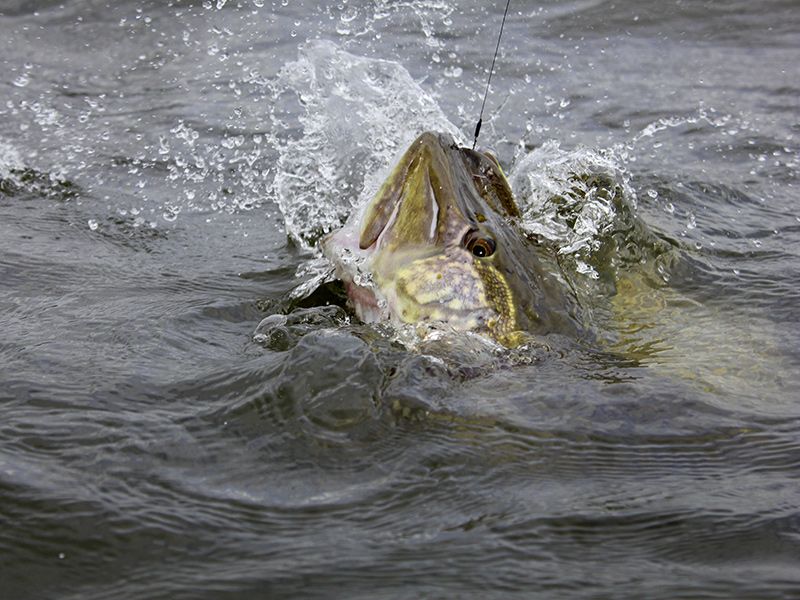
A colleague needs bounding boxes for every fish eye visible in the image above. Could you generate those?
[471,238,495,257]
[463,230,496,258]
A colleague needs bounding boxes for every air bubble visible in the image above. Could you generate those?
[162,205,180,222]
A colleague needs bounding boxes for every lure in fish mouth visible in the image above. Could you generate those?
[322,131,581,347]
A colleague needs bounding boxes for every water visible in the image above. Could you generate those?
[2,1,799,598]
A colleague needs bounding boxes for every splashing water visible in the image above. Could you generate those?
[509,141,635,279]
[267,40,461,248]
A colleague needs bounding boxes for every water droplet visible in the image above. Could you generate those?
[162,205,180,222]
[158,136,170,155]
[646,188,658,199]
[340,7,358,22]
[443,66,462,78]
[12,75,30,87]
[216,0,227,8]
[87,219,99,231]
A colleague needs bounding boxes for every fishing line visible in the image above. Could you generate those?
[472,0,513,150]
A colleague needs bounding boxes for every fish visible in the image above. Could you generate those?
[322,131,582,347]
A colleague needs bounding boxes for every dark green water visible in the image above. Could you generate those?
[2,1,799,598]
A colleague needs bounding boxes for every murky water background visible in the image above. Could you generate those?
[2,1,799,598]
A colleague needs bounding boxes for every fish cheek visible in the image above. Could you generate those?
[392,256,491,327]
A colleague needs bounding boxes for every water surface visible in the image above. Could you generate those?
[2,1,799,598]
